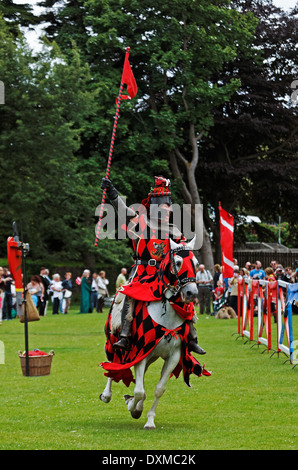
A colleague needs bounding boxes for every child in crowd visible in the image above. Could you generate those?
[213,280,224,313]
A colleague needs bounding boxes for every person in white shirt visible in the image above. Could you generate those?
[96,271,109,313]
[196,264,213,315]
[50,274,63,314]
[116,268,127,291]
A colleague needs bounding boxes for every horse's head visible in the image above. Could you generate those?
[159,236,198,304]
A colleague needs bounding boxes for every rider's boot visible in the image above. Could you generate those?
[112,297,134,351]
[188,320,206,355]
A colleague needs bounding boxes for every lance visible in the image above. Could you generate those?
[94,47,137,247]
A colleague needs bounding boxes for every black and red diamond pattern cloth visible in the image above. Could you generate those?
[100,300,211,388]
[119,210,186,301]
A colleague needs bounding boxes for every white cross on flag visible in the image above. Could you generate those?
[219,202,234,279]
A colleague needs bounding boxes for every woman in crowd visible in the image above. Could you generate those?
[62,272,72,314]
[80,269,91,313]
[50,274,63,314]
[27,275,44,308]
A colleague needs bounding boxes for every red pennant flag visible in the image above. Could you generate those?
[95,47,137,247]
[121,48,137,100]
[219,202,234,279]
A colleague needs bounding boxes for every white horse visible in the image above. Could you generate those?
[100,237,205,430]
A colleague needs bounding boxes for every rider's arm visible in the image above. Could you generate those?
[101,177,136,218]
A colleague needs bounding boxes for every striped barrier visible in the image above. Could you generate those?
[278,282,296,365]
[237,278,297,366]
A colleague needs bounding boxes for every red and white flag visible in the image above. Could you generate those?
[121,48,137,100]
[219,202,234,278]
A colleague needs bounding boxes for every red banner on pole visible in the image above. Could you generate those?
[121,47,137,100]
[94,47,137,247]
[219,202,234,279]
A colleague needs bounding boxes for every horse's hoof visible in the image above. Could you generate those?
[100,393,111,403]
[144,424,156,430]
[144,415,156,429]
[131,410,142,419]
[124,394,133,403]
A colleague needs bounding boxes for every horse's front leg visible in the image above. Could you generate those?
[124,360,146,419]
[145,342,181,430]
[100,377,112,403]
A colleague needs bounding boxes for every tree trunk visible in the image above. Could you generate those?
[201,225,215,271]
[83,250,96,272]
[168,124,214,272]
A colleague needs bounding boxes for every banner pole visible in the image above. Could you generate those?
[20,221,30,376]
[94,48,131,247]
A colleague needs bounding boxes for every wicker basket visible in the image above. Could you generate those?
[18,350,54,377]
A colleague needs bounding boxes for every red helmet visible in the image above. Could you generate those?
[140,177,172,217]
[147,176,172,220]
[148,176,172,205]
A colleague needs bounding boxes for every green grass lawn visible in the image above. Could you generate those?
[0,305,297,450]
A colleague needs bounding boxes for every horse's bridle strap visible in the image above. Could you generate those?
[179,277,196,287]
[158,247,196,297]
[170,249,196,291]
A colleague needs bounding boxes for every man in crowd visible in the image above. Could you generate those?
[39,267,51,316]
[116,268,127,291]
[196,264,213,315]
[249,260,265,280]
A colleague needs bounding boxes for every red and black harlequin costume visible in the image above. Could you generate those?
[101,176,206,355]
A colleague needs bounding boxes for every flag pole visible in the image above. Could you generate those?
[94,47,131,247]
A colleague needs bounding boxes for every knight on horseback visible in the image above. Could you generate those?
[101,175,206,356]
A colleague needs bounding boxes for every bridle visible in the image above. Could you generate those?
[158,246,197,298]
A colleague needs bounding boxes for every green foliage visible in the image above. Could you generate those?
[0,0,38,34]
[242,221,296,248]
[0,17,98,261]
[197,1,298,248]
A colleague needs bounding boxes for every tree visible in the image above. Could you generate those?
[196,0,298,259]
[0,0,38,34]
[0,16,99,262]
[37,0,90,57]
[36,0,258,270]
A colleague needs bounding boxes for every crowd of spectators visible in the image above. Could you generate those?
[0,258,297,323]
[76,269,109,314]
[0,262,129,322]
[195,258,298,316]
[0,266,75,322]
